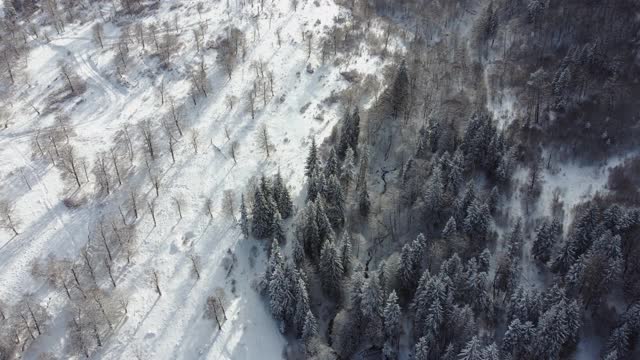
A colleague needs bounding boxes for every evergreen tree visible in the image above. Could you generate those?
[269,257,292,327]
[319,238,344,298]
[351,108,360,156]
[361,275,384,342]
[325,174,345,228]
[399,234,428,294]
[383,291,401,359]
[341,147,356,191]
[325,148,339,178]
[463,198,491,238]
[273,170,293,219]
[532,220,556,264]
[315,197,333,241]
[478,248,491,272]
[240,193,249,239]
[442,216,457,239]
[340,232,353,276]
[359,181,371,217]
[292,236,305,266]
[480,343,500,360]
[389,61,409,119]
[448,149,465,194]
[302,202,321,259]
[266,239,283,283]
[458,336,482,360]
[305,138,319,178]
[271,211,286,244]
[293,272,311,336]
[502,318,534,358]
[302,310,318,343]
[414,336,430,360]
[424,166,444,220]
[252,186,275,239]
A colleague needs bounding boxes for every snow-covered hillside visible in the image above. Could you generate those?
[0,0,388,358]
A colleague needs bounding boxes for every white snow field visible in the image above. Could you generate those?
[0,0,388,358]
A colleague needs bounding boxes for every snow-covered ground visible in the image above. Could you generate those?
[0,0,387,358]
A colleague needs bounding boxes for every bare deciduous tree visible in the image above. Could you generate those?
[151,270,162,297]
[93,23,104,49]
[256,124,272,158]
[0,200,20,236]
[190,130,199,154]
[189,253,201,280]
[58,144,84,188]
[138,120,156,160]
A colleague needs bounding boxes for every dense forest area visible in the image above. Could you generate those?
[250,0,640,359]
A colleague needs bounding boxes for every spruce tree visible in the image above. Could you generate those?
[458,336,482,360]
[340,232,352,276]
[325,148,339,178]
[271,211,286,244]
[358,181,371,217]
[273,170,293,219]
[269,256,290,324]
[442,216,457,239]
[252,186,275,239]
[414,336,430,360]
[383,291,401,359]
[325,174,345,228]
[305,138,319,178]
[293,273,311,336]
[389,61,409,119]
[341,147,356,191]
[302,310,318,342]
[320,238,344,298]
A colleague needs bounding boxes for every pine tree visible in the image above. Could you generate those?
[273,170,293,219]
[383,291,401,358]
[240,193,249,239]
[292,236,305,266]
[389,61,409,119]
[424,166,444,220]
[480,343,500,360]
[302,310,318,342]
[340,232,352,276]
[266,239,284,283]
[351,108,360,156]
[325,148,339,178]
[447,149,465,194]
[358,181,371,217]
[305,138,319,178]
[463,198,491,238]
[315,197,333,242]
[458,336,482,360]
[271,211,286,244]
[293,273,311,336]
[320,238,344,298]
[325,174,345,228]
[252,186,275,239]
[302,202,321,259]
[341,147,356,190]
[532,220,555,264]
[361,275,384,342]
[269,257,291,325]
[442,216,457,239]
[414,336,430,360]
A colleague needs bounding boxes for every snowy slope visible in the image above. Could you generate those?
[0,0,387,358]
